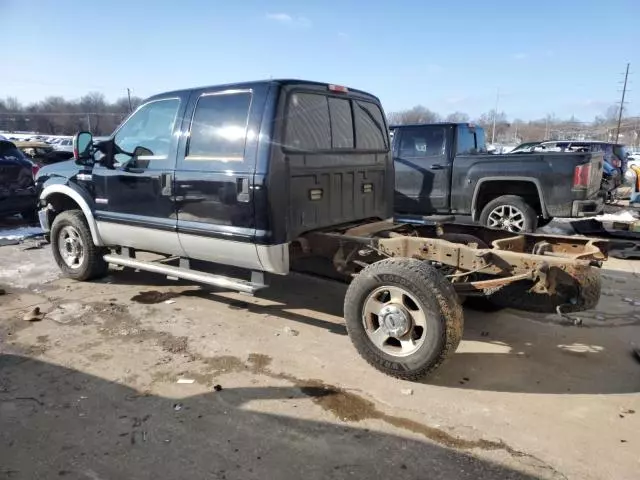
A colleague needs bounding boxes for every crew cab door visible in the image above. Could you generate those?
[173,85,265,270]
[393,125,451,213]
[92,95,187,255]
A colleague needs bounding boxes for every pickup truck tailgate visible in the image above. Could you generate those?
[587,152,604,197]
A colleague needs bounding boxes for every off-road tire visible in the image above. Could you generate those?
[488,267,601,313]
[344,258,463,381]
[51,210,109,281]
[479,195,538,233]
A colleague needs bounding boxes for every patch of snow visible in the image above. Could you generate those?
[537,224,575,235]
[592,211,638,223]
[0,226,43,240]
[551,210,639,226]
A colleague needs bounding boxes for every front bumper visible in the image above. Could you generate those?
[572,197,604,217]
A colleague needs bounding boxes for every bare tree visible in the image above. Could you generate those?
[445,112,470,123]
[0,93,143,135]
[387,105,440,125]
[477,110,509,143]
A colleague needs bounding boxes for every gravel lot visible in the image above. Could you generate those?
[1,238,639,480]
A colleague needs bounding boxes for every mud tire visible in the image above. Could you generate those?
[344,258,463,381]
[51,210,109,281]
[488,267,601,313]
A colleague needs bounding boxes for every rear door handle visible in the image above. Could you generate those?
[237,177,250,203]
[161,173,173,196]
[430,164,444,170]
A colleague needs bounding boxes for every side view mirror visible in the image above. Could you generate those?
[132,146,153,158]
[73,131,93,162]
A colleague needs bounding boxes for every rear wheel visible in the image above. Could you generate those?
[344,258,463,380]
[488,267,601,313]
[479,195,538,233]
[51,210,109,281]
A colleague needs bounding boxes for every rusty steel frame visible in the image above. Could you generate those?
[298,222,606,296]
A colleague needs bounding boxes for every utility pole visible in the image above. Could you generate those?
[86,114,92,132]
[127,88,133,113]
[491,87,500,145]
[544,116,549,139]
[615,62,630,144]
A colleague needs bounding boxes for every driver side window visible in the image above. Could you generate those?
[114,98,180,165]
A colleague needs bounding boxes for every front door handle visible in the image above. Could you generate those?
[430,164,444,170]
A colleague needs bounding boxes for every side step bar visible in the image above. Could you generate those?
[103,254,267,294]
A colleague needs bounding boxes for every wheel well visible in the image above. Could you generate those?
[474,181,542,219]
[45,193,82,225]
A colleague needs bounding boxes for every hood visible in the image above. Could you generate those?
[36,159,79,180]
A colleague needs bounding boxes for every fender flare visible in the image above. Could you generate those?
[471,176,548,220]
[40,184,104,246]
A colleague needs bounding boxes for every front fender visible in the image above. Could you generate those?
[39,180,103,246]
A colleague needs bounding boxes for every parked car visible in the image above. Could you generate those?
[34,80,608,380]
[15,141,74,166]
[52,138,74,152]
[390,123,604,232]
[0,139,38,220]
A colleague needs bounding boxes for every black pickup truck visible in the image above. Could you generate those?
[391,123,604,232]
[35,80,606,380]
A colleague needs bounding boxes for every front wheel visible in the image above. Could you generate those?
[344,258,464,381]
[50,210,108,281]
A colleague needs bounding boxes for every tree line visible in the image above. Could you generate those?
[0,93,143,136]
[1,93,639,147]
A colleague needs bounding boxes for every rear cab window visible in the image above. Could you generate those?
[283,90,388,153]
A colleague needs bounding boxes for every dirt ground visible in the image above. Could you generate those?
[1,241,639,480]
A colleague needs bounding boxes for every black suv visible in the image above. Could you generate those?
[0,139,38,220]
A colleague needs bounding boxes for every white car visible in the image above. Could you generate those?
[53,138,73,152]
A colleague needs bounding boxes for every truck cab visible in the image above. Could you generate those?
[36,80,393,279]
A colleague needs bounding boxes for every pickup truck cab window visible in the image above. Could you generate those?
[399,126,447,157]
[284,93,388,152]
[353,100,388,150]
[114,98,180,164]
[456,125,476,154]
[186,91,252,162]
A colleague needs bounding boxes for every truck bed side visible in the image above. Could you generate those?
[450,152,603,218]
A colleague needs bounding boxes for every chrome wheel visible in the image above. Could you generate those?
[57,225,85,269]
[487,204,525,233]
[362,286,427,357]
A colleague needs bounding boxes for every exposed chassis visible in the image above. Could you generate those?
[298,220,607,302]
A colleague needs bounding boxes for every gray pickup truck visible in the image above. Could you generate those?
[391,123,604,232]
